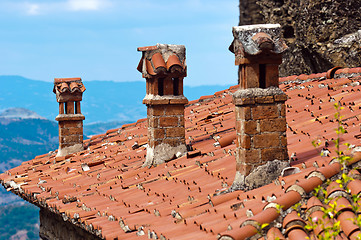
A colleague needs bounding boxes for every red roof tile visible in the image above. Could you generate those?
[2,67,361,239]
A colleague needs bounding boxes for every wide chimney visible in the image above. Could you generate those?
[53,78,86,157]
[137,44,188,167]
[229,24,289,190]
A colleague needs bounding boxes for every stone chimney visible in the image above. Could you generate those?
[137,44,188,167]
[53,78,86,157]
[229,24,289,190]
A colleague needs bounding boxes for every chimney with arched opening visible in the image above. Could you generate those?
[229,24,289,189]
[137,44,188,167]
[53,78,85,157]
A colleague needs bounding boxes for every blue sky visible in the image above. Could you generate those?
[0,0,239,86]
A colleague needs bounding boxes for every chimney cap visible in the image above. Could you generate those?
[137,43,186,78]
[53,77,86,102]
[54,77,82,83]
[229,24,288,56]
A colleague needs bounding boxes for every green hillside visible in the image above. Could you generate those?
[0,203,39,240]
[0,118,58,172]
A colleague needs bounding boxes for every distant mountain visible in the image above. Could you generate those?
[0,118,58,172]
[0,75,229,124]
[0,203,39,240]
[0,107,45,120]
[0,107,131,172]
[0,108,131,227]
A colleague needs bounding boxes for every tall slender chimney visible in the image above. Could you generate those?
[137,44,188,167]
[53,78,86,157]
[229,24,289,190]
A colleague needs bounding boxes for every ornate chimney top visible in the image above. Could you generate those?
[137,44,188,167]
[229,24,288,61]
[53,77,86,157]
[137,43,186,80]
[229,24,289,190]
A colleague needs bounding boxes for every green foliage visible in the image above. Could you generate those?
[305,103,361,239]
[0,203,39,240]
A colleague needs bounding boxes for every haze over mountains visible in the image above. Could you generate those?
[0,75,229,124]
[0,107,44,120]
[0,75,229,167]
[0,75,230,176]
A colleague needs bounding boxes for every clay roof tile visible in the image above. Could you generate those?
[137,45,158,51]
[137,57,144,73]
[151,52,167,72]
[219,224,258,240]
[306,196,323,210]
[59,82,69,92]
[333,197,353,213]
[166,54,183,71]
[251,32,274,50]
[287,228,309,239]
[69,81,82,92]
[339,211,359,238]
[347,179,361,195]
[326,181,344,197]
[218,132,237,148]
[145,58,156,76]
[267,227,285,240]
[283,211,306,230]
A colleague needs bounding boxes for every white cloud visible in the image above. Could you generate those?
[67,0,108,11]
[26,3,40,15]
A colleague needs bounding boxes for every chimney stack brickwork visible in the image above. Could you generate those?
[137,44,188,167]
[147,104,186,151]
[53,78,86,157]
[229,24,290,189]
[233,89,288,176]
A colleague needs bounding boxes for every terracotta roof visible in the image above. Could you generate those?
[2,67,361,239]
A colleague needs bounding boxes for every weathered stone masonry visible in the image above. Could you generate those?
[229,24,289,189]
[40,208,100,240]
[233,89,288,176]
[53,78,86,157]
[238,0,361,77]
[147,104,186,150]
[137,44,188,167]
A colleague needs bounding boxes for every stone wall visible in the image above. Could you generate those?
[238,0,263,25]
[238,0,361,76]
[39,208,101,240]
